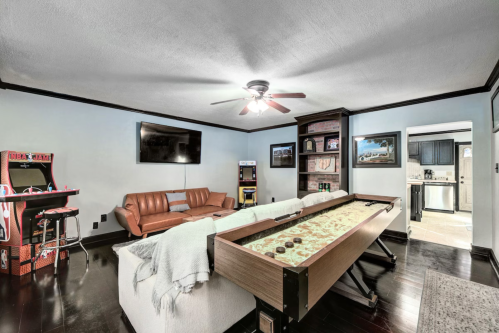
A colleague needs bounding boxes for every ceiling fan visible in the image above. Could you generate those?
[210,80,306,116]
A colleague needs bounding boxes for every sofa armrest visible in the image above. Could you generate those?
[114,207,142,236]
[222,196,235,210]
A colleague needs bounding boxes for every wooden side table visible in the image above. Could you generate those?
[182,209,236,223]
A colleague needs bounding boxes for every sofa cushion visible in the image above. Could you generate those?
[215,209,257,233]
[183,206,224,216]
[205,192,227,207]
[166,192,190,212]
[249,198,304,221]
[139,212,190,233]
[134,191,171,216]
[173,188,210,208]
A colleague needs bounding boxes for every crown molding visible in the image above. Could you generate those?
[1,57,498,131]
[247,122,297,133]
[485,58,499,92]
[0,81,249,133]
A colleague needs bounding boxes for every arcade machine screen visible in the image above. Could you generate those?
[242,167,253,180]
[10,168,48,191]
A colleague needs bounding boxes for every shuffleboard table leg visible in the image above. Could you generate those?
[360,237,397,266]
[330,264,378,308]
[254,296,290,333]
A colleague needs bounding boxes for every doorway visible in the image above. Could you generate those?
[406,121,472,250]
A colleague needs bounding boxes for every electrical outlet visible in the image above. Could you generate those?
[272,197,275,203]
[93,222,99,229]
[101,214,107,222]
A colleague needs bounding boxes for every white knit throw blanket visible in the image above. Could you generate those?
[133,217,215,314]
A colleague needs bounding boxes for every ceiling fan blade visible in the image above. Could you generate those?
[243,87,260,96]
[265,100,291,114]
[239,105,251,115]
[268,93,306,98]
[210,97,250,105]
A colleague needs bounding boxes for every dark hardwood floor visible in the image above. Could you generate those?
[1,236,498,333]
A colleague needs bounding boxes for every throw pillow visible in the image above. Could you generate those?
[166,192,190,212]
[205,192,227,207]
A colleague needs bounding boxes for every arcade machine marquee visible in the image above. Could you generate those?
[0,151,79,275]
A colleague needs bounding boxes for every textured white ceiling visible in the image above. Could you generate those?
[1,1,498,130]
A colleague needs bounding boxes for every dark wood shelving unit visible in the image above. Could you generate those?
[299,172,339,175]
[295,108,350,198]
[299,151,340,156]
[298,130,340,137]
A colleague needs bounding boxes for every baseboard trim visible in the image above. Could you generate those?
[490,250,499,281]
[381,229,409,240]
[470,245,492,257]
[81,230,129,246]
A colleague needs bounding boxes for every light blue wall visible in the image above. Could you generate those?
[1,87,496,248]
[247,126,297,205]
[350,92,493,247]
[0,89,248,238]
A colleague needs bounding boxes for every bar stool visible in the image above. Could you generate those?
[33,207,89,275]
[242,189,257,208]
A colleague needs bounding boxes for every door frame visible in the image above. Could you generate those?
[454,141,472,212]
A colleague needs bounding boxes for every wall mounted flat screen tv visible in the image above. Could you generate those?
[140,122,202,164]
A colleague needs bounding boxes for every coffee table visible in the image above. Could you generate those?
[182,209,236,223]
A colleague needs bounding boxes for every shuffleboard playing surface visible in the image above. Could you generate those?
[243,201,388,266]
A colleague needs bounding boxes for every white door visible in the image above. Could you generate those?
[459,145,472,211]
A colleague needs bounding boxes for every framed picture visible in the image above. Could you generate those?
[303,138,316,153]
[270,142,296,168]
[492,86,499,133]
[324,135,340,151]
[352,131,401,168]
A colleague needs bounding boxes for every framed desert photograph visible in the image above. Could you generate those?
[270,142,296,168]
[352,131,401,168]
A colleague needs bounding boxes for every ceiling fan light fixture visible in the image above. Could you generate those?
[247,100,268,113]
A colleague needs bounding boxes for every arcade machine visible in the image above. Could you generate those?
[0,151,79,276]
[238,161,257,209]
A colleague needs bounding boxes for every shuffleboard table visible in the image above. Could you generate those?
[208,194,401,333]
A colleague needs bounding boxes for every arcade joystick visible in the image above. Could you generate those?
[64,185,68,191]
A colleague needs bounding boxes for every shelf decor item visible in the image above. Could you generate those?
[352,131,401,168]
[492,86,499,133]
[324,135,340,151]
[307,120,340,133]
[303,138,316,153]
[270,142,296,168]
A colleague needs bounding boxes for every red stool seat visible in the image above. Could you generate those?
[44,207,79,219]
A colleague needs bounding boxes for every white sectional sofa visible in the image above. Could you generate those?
[118,191,348,333]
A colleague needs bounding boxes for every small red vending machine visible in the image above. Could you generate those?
[0,151,79,276]
[238,161,257,208]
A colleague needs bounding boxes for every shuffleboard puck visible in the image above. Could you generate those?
[276,246,286,254]
[265,252,275,258]
[285,242,294,248]
[293,237,302,244]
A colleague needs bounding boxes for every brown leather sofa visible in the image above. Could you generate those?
[114,187,235,238]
